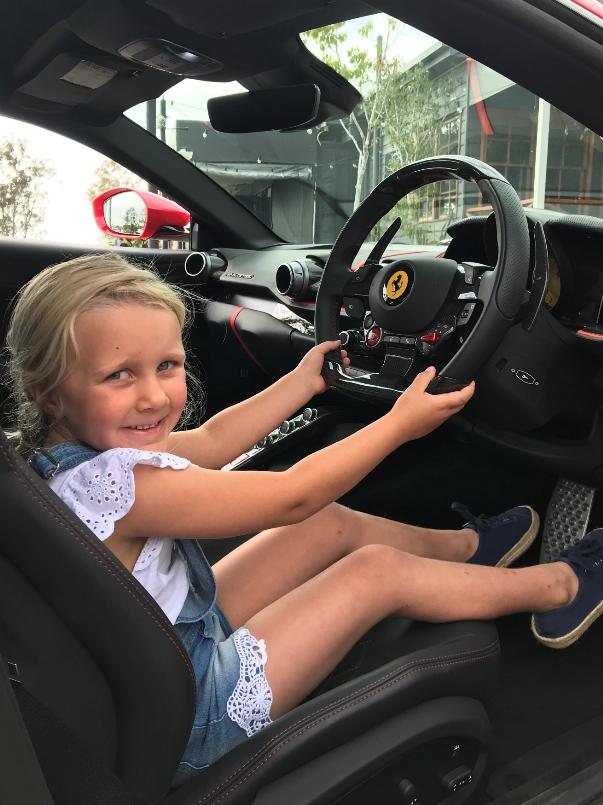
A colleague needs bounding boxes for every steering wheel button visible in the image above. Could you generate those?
[366,326,383,347]
[420,332,440,344]
[436,323,455,337]
[343,296,364,319]
[459,303,476,322]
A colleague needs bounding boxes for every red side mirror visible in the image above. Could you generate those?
[92,188,190,240]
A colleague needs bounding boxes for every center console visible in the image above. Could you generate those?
[221,407,321,471]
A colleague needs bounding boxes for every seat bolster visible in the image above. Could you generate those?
[0,434,196,802]
[166,620,499,805]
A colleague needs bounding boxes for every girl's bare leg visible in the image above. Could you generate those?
[215,502,478,629]
[245,545,577,717]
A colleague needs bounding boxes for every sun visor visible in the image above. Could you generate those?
[10,1,361,124]
[13,48,176,120]
[16,54,119,106]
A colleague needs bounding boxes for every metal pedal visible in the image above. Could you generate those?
[539,479,596,563]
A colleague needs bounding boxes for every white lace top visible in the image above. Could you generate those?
[48,447,191,624]
[48,445,274,738]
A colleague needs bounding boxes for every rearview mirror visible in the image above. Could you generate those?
[207,84,320,133]
[92,188,190,240]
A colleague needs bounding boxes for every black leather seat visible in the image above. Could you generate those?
[0,430,499,805]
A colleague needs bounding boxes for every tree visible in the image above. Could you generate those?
[0,138,53,238]
[379,64,455,244]
[305,20,457,242]
[87,159,147,247]
[86,158,145,202]
[305,19,401,211]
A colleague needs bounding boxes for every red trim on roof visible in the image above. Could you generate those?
[466,57,494,136]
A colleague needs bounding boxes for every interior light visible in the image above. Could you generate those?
[179,51,201,63]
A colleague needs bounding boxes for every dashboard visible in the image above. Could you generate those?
[192,208,603,346]
[187,208,603,480]
[450,209,603,333]
[188,242,442,331]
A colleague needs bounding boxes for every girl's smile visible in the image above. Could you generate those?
[43,303,187,453]
[123,416,169,438]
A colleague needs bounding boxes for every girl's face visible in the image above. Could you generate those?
[44,303,187,453]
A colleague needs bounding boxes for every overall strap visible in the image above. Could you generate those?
[28,442,101,480]
[173,540,217,620]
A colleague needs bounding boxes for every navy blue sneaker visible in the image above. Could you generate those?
[452,502,540,568]
[532,529,603,649]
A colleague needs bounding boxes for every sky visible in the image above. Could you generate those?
[0,116,108,245]
[0,15,436,246]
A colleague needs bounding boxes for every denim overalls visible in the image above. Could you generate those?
[29,441,254,785]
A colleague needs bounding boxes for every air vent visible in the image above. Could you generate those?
[276,257,323,300]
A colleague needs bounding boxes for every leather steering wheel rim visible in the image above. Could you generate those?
[315,155,530,399]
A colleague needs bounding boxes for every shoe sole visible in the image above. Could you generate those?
[531,599,603,649]
[497,506,540,568]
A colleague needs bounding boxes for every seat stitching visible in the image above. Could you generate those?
[204,638,498,791]
[205,645,499,804]
[196,641,499,803]
[0,442,196,683]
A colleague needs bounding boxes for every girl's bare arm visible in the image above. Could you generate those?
[168,341,348,469]
[114,368,474,543]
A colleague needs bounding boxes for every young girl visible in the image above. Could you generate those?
[5,253,602,786]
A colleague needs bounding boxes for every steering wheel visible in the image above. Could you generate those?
[315,156,530,400]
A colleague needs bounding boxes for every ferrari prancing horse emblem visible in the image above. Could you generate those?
[383,270,410,304]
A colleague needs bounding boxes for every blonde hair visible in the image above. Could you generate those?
[3,252,205,456]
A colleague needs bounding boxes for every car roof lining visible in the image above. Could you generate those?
[2,0,602,132]
[4,0,369,125]
[2,0,603,248]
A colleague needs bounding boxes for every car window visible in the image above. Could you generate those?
[125,13,603,246]
[0,119,151,248]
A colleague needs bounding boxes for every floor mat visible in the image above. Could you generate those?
[487,758,603,804]
[485,608,603,793]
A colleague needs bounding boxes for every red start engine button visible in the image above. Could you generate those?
[366,326,383,347]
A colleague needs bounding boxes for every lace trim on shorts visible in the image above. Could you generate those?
[226,628,273,736]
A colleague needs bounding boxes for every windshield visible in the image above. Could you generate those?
[125,13,603,246]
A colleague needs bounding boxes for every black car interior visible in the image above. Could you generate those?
[0,426,499,805]
[4,1,603,804]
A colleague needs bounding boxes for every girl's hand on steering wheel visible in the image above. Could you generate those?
[295,340,350,395]
[390,366,475,441]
